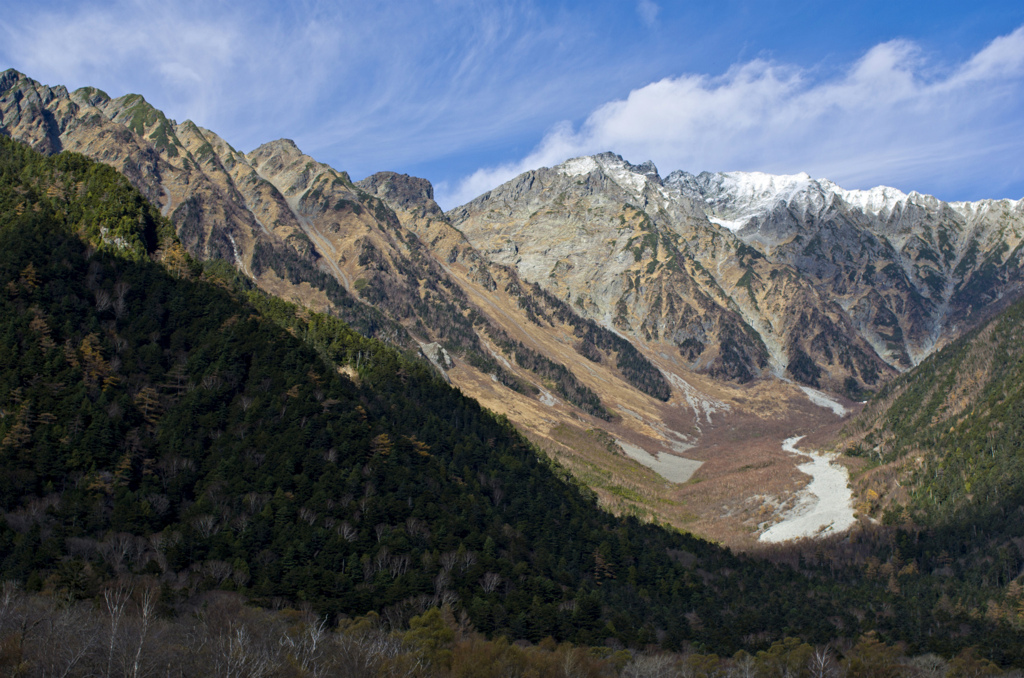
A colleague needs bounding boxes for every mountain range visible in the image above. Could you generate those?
[6,67,1024,667]
[3,68,1024,546]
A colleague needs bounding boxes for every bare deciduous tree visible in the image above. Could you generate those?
[480,572,502,594]
[337,522,358,542]
[104,580,134,678]
[622,653,680,678]
[809,645,840,678]
[281,616,330,678]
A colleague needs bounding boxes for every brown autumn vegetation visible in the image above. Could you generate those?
[0,581,1009,678]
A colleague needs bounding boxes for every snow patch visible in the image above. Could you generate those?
[708,216,747,232]
[758,436,856,543]
[538,388,558,407]
[559,156,599,178]
[719,171,814,207]
[822,181,909,215]
[689,170,917,221]
[949,196,1024,220]
[601,159,648,195]
[617,439,702,484]
[559,154,653,198]
[799,386,848,417]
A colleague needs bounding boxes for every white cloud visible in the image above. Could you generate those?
[439,26,1024,208]
[0,2,252,127]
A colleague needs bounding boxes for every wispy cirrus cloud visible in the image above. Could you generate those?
[0,0,636,178]
[439,26,1024,208]
[0,1,250,126]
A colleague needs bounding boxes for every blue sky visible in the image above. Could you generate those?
[3,1,1024,208]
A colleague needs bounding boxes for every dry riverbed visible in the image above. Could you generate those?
[758,436,856,543]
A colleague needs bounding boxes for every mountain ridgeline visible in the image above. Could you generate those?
[0,70,670,424]
[451,155,1024,394]
[5,69,1024,407]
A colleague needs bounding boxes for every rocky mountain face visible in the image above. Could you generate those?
[450,154,1024,394]
[668,169,1024,368]
[0,70,510,367]
[450,154,898,395]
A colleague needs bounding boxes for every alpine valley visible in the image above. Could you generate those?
[3,68,1024,670]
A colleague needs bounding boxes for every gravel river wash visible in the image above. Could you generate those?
[759,436,856,543]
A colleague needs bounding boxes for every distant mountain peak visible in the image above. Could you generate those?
[250,138,304,158]
[666,169,927,227]
[357,171,438,213]
[557,152,664,197]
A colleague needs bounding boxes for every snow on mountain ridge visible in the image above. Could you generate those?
[559,156,599,178]
[821,181,910,215]
[718,171,815,207]
[693,171,915,219]
[948,196,1024,221]
[558,153,655,196]
[557,154,1024,228]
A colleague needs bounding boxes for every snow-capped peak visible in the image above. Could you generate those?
[715,171,815,210]
[709,171,918,217]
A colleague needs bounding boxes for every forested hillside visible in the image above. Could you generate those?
[840,292,1024,528]
[833,293,1024,644]
[2,136,1024,671]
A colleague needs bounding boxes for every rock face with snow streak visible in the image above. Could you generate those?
[450,154,897,394]
[669,169,1024,367]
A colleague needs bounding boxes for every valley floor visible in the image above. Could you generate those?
[450,346,865,549]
